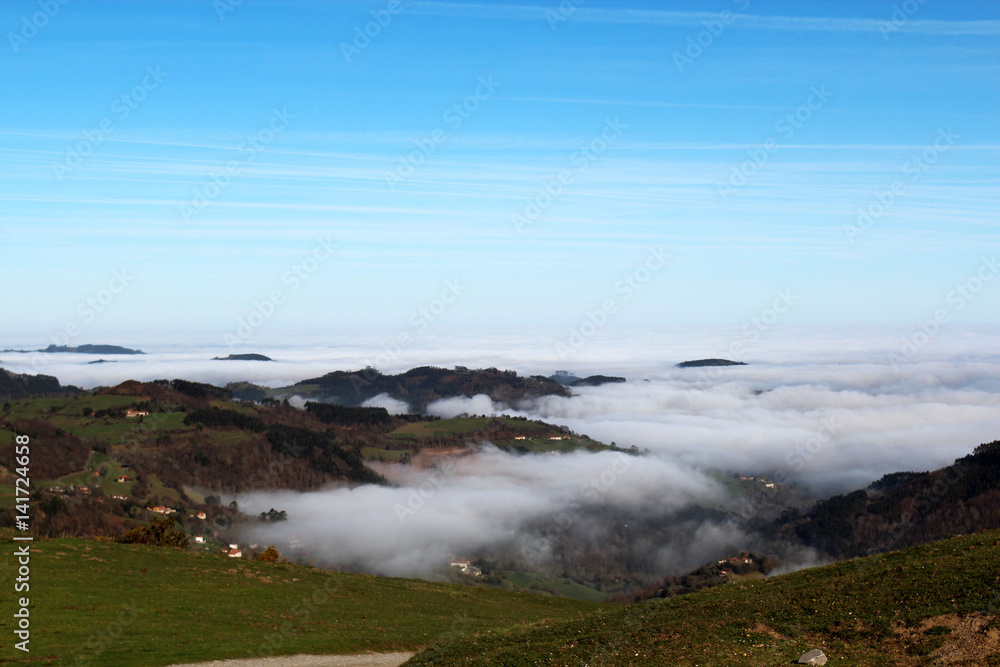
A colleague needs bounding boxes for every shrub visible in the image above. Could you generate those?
[115,517,189,548]
[256,546,280,562]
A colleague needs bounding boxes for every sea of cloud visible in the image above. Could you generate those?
[4,326,998,580]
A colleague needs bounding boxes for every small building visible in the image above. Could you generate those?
[548,436,567,441]
[227,548,242,558]
[117,476,132,483]
[151,505,176,515]
[112,495,128,500]
[449,558,481,576]
[194,536,206,544]
[513,436,527,440]
[196,512,207,520]
[126,409,149,418]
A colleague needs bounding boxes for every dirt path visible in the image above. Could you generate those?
[167,652,415,667]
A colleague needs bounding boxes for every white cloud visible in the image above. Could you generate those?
[362,393,411,415]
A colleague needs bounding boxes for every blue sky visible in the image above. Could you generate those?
[1,0,998,350]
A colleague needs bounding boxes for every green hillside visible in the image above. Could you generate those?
[0,533,600,666]
[407,529,1000,666]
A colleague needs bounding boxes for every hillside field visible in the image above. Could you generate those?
[407,529,1000,666]
[0,531,600,666]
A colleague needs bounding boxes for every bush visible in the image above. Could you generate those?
[115,517,189,548]
[256,545,280,562]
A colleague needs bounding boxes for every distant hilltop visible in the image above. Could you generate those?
[0,366,82,400]
[547,371,626,387]
[676,358,747,368]
[1,344,145,355]
[213,353,273,361]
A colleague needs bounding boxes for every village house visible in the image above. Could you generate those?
[117,475,132,483]
[112,495,128,500]
[194,536,206,544]
[548,436,567,441]
[196,512,207,520]
[125,409,149,418]
[151,505,176,515]
[513,436,527,440]
[227,548,242,558]
[448,558,482,577]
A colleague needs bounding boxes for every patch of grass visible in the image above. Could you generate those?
[390,417,494,439]
[0,537,601,666]
[147,474,182,503]
[387,418,609,454]
[57,469,100,488]
[501,571,611,603]
[409,529,1000,666]
[49,410,189,443]
[497,438,609,454]
[361,446,411,461]
[0,482,16,508]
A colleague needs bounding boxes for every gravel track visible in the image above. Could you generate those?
[167,652,415,667]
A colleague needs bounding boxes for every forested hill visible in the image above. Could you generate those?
[264,365,572,411]
[769,440,1000,559]
[0,366,81,401]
